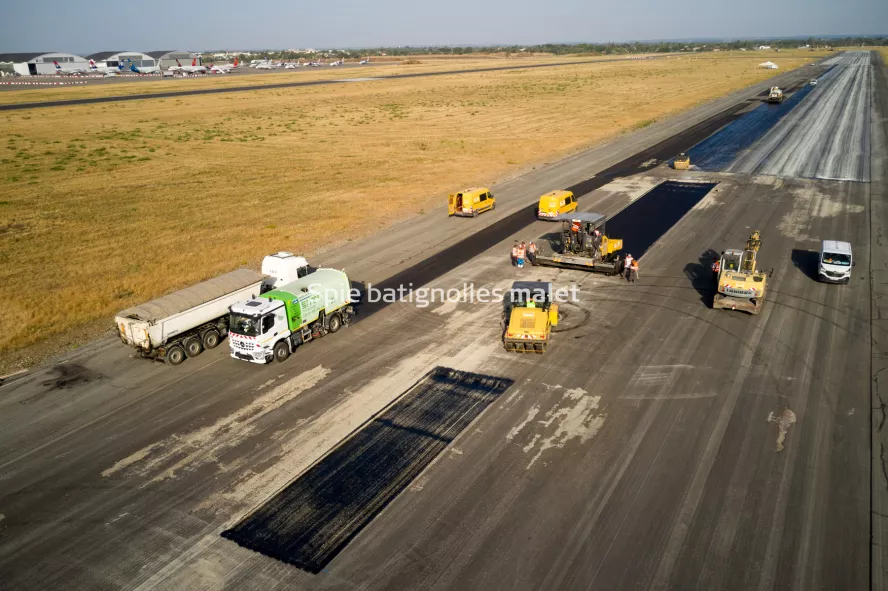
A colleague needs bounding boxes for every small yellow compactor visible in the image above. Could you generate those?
[503,281,558,353]
[673,153,691,170]
[712,231,773,315]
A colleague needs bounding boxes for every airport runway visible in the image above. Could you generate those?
[0,55,670,110]
[691,51,872,182]
[0,53,883,590]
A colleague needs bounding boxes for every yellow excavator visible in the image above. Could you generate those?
[503,281,559,353]
[712,231,773,315]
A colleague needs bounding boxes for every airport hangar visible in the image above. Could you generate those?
[0,52,89,75]
[87,50,203,70]
[0,50,202,75]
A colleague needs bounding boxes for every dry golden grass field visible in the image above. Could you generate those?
[0,50,826,371]
[0,55,641,106]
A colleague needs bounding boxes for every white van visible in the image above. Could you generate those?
[818,240,854,284]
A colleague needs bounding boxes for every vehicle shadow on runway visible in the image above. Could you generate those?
[791,249,820,281]
[683,249,721,306]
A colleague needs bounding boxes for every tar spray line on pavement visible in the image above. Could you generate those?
[221,367,513,573]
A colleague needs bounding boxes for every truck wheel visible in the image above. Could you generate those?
[328,313,342,333]
[165,346,186,366]
[184,337,203,358]
[202,329,221,349]
[274,341,290,363]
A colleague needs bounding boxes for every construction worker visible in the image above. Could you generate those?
[711,257,721,282]
[570,219,581,253]
[624,254,633,280]
[511,243,519,267]
[628,258,639,283]
[516,242,526,269]
[591,228,602,256]
[527,242,537,265]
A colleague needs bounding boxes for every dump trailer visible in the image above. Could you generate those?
[768,86,785,104]
[712,231,773,315]
[532,212,624,276]
[503,281,558,353]
[116,269,269,365]
[228,268,353,364]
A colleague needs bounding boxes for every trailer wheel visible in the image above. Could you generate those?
[273,341,290,363]
[202,329,221,349]
[184,337,203,358]
[328,313,342,333]
[165,346,186,366]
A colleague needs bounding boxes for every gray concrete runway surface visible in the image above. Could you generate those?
[727,51,873,182]
[0,52,885,590]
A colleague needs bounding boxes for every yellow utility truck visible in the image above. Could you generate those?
[448,187,495,217]
[532,212,624,276]
[503,281,559,353]
[712,231,773,315]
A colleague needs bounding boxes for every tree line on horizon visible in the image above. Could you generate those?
[206,36,887,61]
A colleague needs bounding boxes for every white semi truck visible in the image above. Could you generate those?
[228,268,353,364]
[115,252,309,365]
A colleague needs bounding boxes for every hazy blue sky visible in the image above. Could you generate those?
[2,0,886,53]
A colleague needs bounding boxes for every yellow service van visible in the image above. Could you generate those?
[448,187,496,217]
[537,190,577,220]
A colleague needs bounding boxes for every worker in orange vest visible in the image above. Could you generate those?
[511,243,519,266]
[527,242,538,265]
[628,258,639,283]
[516,242,526,269]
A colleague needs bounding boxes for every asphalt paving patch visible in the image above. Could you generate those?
[606,181,717,259]
[221,367,513,573]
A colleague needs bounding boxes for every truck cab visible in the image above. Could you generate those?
[261,252,310,291]
[228,298,289,363]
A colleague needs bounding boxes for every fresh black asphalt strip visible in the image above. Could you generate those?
[221,367,514,573]
[606,181,718,258]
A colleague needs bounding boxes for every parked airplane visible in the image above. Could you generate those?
[210,57,239,73]
[359,59,370,65]
[255,61,274,70]
[168,58,207,74]
[88,59,122,76]
[129,60,161,74]
[53,61,88,75]
[330,60,344,66]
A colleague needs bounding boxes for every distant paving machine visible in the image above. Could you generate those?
[503,281,559,353]
[532,212,624,276]
[767,86,785,104]
[712,231,773,315]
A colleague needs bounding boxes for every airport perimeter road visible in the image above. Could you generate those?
[0,54,881,590]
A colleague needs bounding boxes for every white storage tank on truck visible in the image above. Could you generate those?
[115,269,268,365]
[228,268,353,364]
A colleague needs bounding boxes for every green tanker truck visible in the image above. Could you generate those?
[228,268,354,363]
